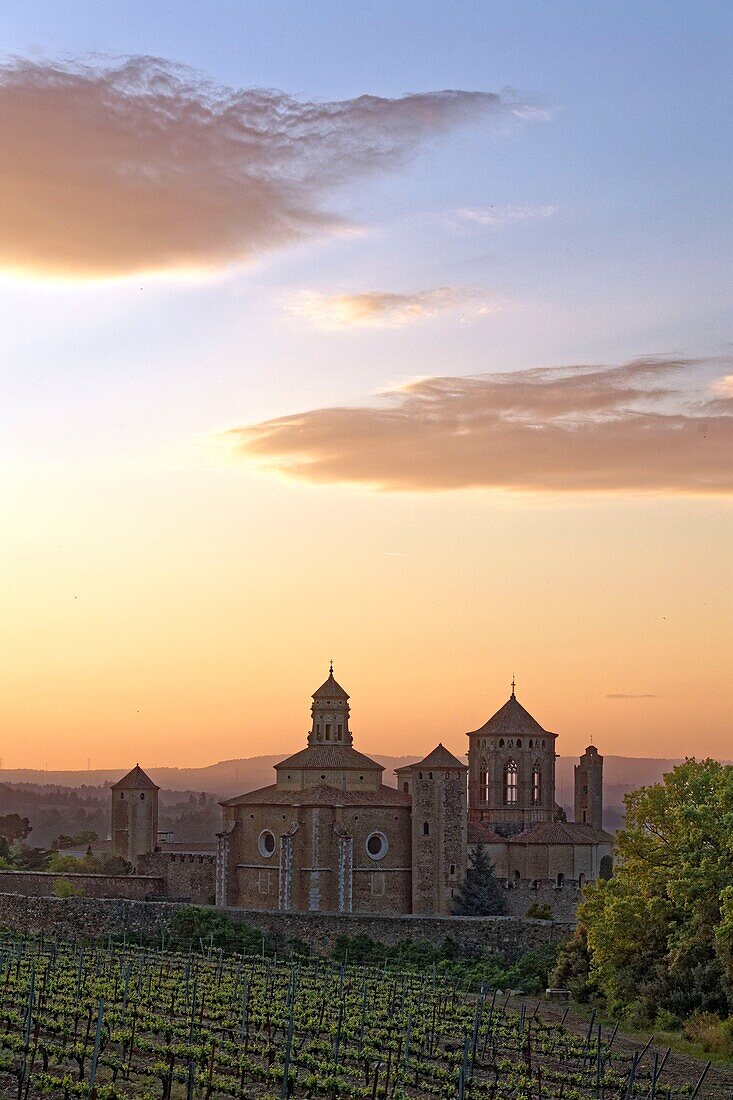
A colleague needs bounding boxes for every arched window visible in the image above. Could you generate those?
[503,760,518,805]
[578,872,586,887]
[600,855,613,880]
[480,768,489,803]
[556,872,565,888]
[532,763,542,805]
[402,781,409,794]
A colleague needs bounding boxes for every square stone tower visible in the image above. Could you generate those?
[111,764,159,868]
[396,745,467,915]
[466,687,558,836]
[574,745,604,830]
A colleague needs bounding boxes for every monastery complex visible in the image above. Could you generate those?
[111,668,614,919]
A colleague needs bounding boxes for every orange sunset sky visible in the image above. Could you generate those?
[1,3,731,769]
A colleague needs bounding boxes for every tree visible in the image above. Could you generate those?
[575,758,733,1021]
[0,814,31,843]
[453,842,507,916]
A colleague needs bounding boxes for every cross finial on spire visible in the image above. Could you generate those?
[329,659,333,676]
[511,675,516,698]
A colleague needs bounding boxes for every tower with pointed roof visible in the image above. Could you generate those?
[466,684,558,836]
[111,764,159,868]
[396,744,468,915]
[574,744,603,830]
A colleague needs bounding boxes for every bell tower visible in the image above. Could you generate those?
[466,684,558,836]
[308,663,352,746]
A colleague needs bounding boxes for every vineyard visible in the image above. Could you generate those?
[0,935,718,1100]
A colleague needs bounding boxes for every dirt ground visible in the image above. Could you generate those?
[514,995,733,1100]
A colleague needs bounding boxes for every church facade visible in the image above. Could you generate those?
[216,669,613,916]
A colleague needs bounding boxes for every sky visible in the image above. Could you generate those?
[0,1,731,769]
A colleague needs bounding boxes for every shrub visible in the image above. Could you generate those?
[53,878,83,899]
[683,1012,733,1056]
[526,903,554,920]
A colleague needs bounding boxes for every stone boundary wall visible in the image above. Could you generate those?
[0,893,573,963]
[502,880,582,922]
[0,871,164,900]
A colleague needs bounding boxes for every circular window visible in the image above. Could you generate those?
[365,832,388,861]
[258,830,276,858]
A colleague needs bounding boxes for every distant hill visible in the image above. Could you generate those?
[0,753,692,803]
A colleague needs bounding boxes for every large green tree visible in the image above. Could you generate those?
[453,841,507,916]
[577,758,733,1020]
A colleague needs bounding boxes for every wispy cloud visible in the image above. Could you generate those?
[224,355,733,494]
[453,204,558,228]
[0,56,528,278]
[606,694,659,700]
[288,287,506,330]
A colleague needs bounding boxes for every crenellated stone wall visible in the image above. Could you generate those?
[0,871,163,899]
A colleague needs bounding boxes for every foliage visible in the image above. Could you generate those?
[168,905,274,955]
[578,758,733,1020]
[47,850,133,875]
[550,927,597,1003]
[0,813,31,843]
[329,931,558,994]
[52,830,98,849]
[0,931,707,1098]
[526,902,554,920]
[452,841,507,916]
[683,1012,733,1057]
[53,877,84,899]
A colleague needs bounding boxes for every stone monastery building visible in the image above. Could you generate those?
[213,667,614,916]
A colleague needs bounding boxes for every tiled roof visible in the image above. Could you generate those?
[395,743,467,773]
[312,669,349,700]
[468,822,507,845]
[467,694,554,739]
[275,744,383,771]
[112,765,159,790]
[507,821,611,845]
[222,783,410,808]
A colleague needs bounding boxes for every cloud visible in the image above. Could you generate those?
[225,355,733,494]
[606,694,659,700]
[288,287,506,330]
[0,56,525,278]
[454,204,558,228]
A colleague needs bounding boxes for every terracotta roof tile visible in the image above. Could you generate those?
[395,743,467,773]
[275,745,382,771]
[111,765,159,791]
[468,822,507,845]
[222,783,410,808]
[467,694,554,739]
[507,821,611,845]
[312,670,349,700]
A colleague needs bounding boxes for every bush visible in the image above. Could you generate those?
[526,903,554,920]
[53,878,83,899]
[550,928,596,1003]
[683,1012,733,1056]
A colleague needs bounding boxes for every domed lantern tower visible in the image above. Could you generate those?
[308,662,352,746]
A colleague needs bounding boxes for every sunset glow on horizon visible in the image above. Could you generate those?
[1,2,731,770]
